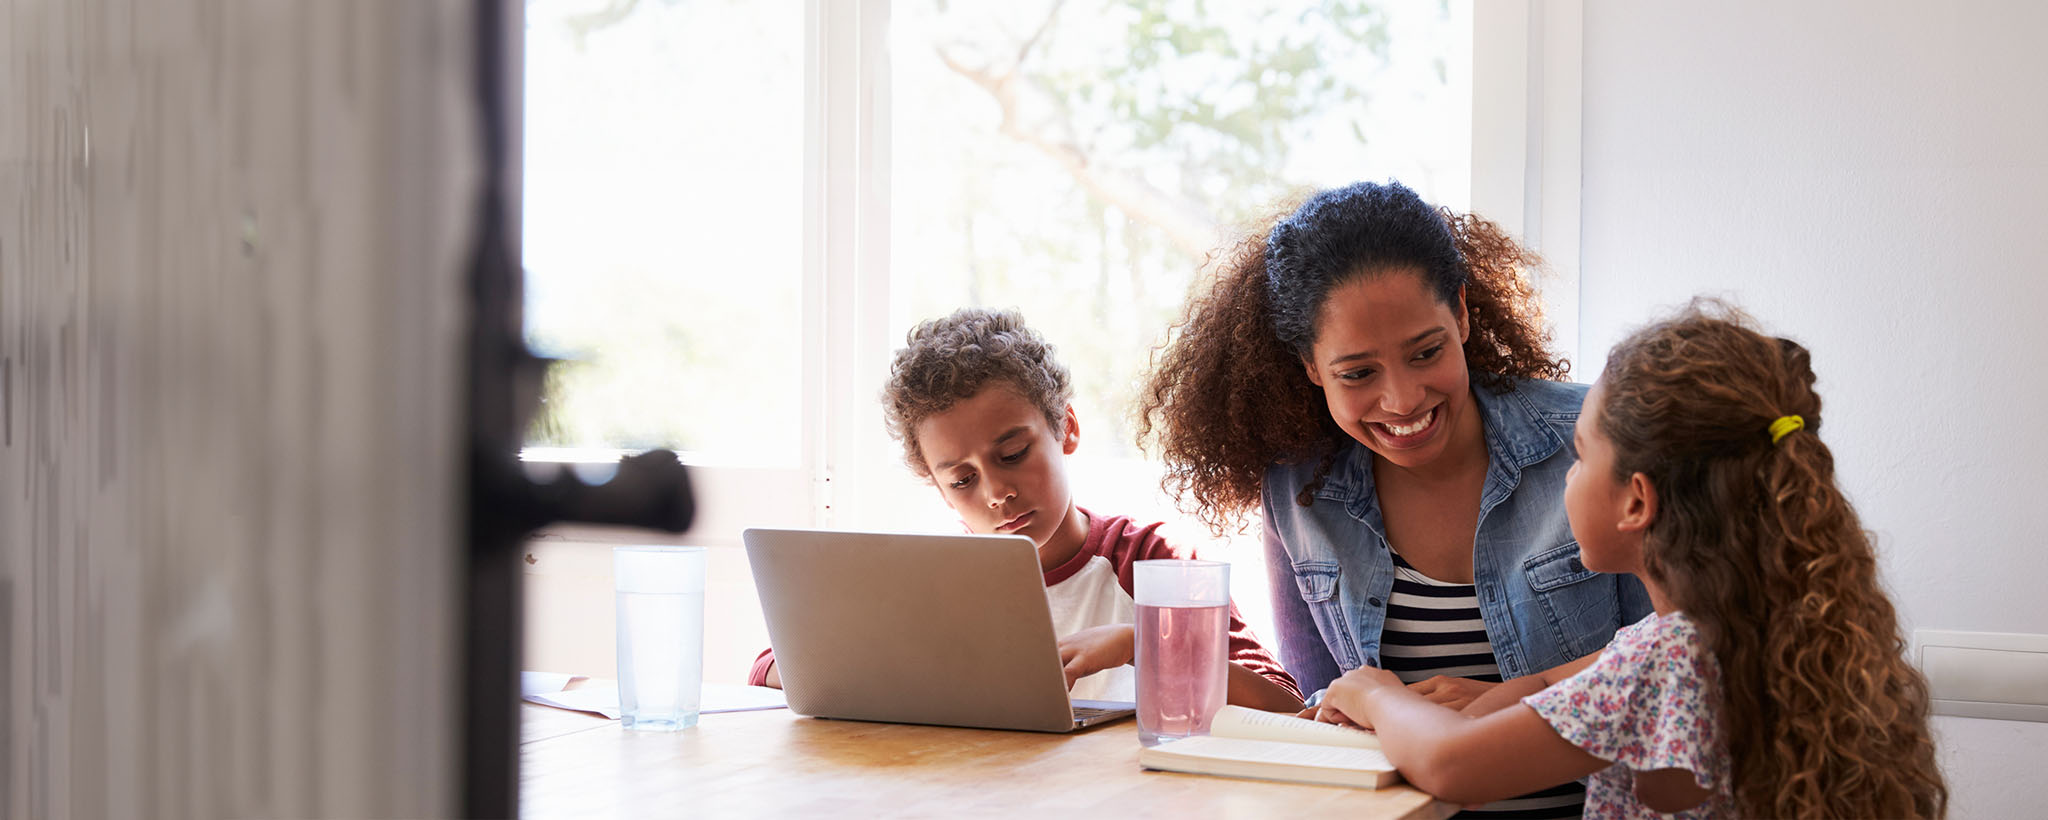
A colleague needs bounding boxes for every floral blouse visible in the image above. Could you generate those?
[1523,612,1735,819]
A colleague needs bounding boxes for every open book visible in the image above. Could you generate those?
[1136,705,1401,789]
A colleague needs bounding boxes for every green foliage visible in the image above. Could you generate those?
[526,0,1457,463]
[893,0,1429,457]
[1037,0,1395,218]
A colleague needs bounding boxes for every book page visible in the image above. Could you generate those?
[1150,736,1394,771]
[1209,705,1381,749]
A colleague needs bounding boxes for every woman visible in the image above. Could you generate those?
[1141,181,1651,818]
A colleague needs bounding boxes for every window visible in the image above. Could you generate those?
[521,0,812,685]
[876,0,1472,632]
[523,0,1501,683]
[523,0,804,469]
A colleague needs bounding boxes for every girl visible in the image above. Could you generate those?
[1316,303,1948,818]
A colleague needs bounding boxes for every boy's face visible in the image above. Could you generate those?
[916,386,1081,551]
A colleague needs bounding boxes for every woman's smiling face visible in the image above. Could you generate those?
[1301,269,1473,471]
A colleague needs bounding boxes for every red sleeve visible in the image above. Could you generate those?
[1092,511,1303,702]
[1219,601,1303,702]
[747,647,776,687]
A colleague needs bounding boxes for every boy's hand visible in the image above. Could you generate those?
[1406,675,1496,710]
[1056,624,1136,690]
[1314,664,1405,730]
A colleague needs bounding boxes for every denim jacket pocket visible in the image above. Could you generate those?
[1291,560,1342,603]
[1522,542,1611,659]
[1524,542,1596,592]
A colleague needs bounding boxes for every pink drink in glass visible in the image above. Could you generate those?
[1135,602,1229,746]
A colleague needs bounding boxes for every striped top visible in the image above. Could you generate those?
[1382,552,1503,684]
[1384,552,1585,820]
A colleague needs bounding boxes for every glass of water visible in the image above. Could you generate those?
[613,545,707,731]
[1133,559,1231,746]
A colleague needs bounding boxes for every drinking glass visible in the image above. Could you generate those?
[614,545,707,731]
[1133,559,1230,746]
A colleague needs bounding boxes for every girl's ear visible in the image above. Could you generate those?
[1060,405,1081,455]
[1619,473,1659,532]
[1301,354,1324,387]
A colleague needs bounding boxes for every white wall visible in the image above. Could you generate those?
[1575,2,2048,816]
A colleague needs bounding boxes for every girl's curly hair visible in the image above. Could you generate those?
[1601,301,1946,818]
[882,307,1072,480]
[1137,181,1568,532]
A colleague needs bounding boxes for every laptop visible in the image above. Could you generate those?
[742,527,1137,732]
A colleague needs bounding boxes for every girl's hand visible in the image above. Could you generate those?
[1056,624,1136,690]
[1406,675,1498,711]
[1332,664,1406,690]
[1314,665,1405,729]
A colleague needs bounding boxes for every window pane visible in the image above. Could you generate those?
[891,0,1470,462]
[523,0,803,466]
[887,0,1473,630]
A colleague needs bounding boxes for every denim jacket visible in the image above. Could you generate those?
[1262,377,1653,696]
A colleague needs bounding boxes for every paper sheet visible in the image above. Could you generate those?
[520,672,787,719]
[527,684,624,719]
[520,671,586,697]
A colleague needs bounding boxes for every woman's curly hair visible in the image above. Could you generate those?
[1137,181,1567,532]
[882,307,1072,480]
[1601,301,1946,818]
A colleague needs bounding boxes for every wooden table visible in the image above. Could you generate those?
[521,703,1454,818]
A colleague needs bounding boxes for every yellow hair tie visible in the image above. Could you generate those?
[1769,415,1805,445]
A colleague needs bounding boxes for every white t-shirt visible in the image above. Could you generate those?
[1046,553,1138,701]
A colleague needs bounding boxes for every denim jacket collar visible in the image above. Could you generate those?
[1261,376,1650,692]
[1310,377,1570,511]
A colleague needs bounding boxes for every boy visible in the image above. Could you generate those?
[749,308,1301,709]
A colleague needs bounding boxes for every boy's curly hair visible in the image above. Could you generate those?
[1600,301,1946,818]
[883,307,1073,480]
[1137,181,1568,532]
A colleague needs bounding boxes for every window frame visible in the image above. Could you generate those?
[525,0,1582,541]
[1473,0,1584,366]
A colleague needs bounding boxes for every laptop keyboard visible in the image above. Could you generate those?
[1071,706,1124,721]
